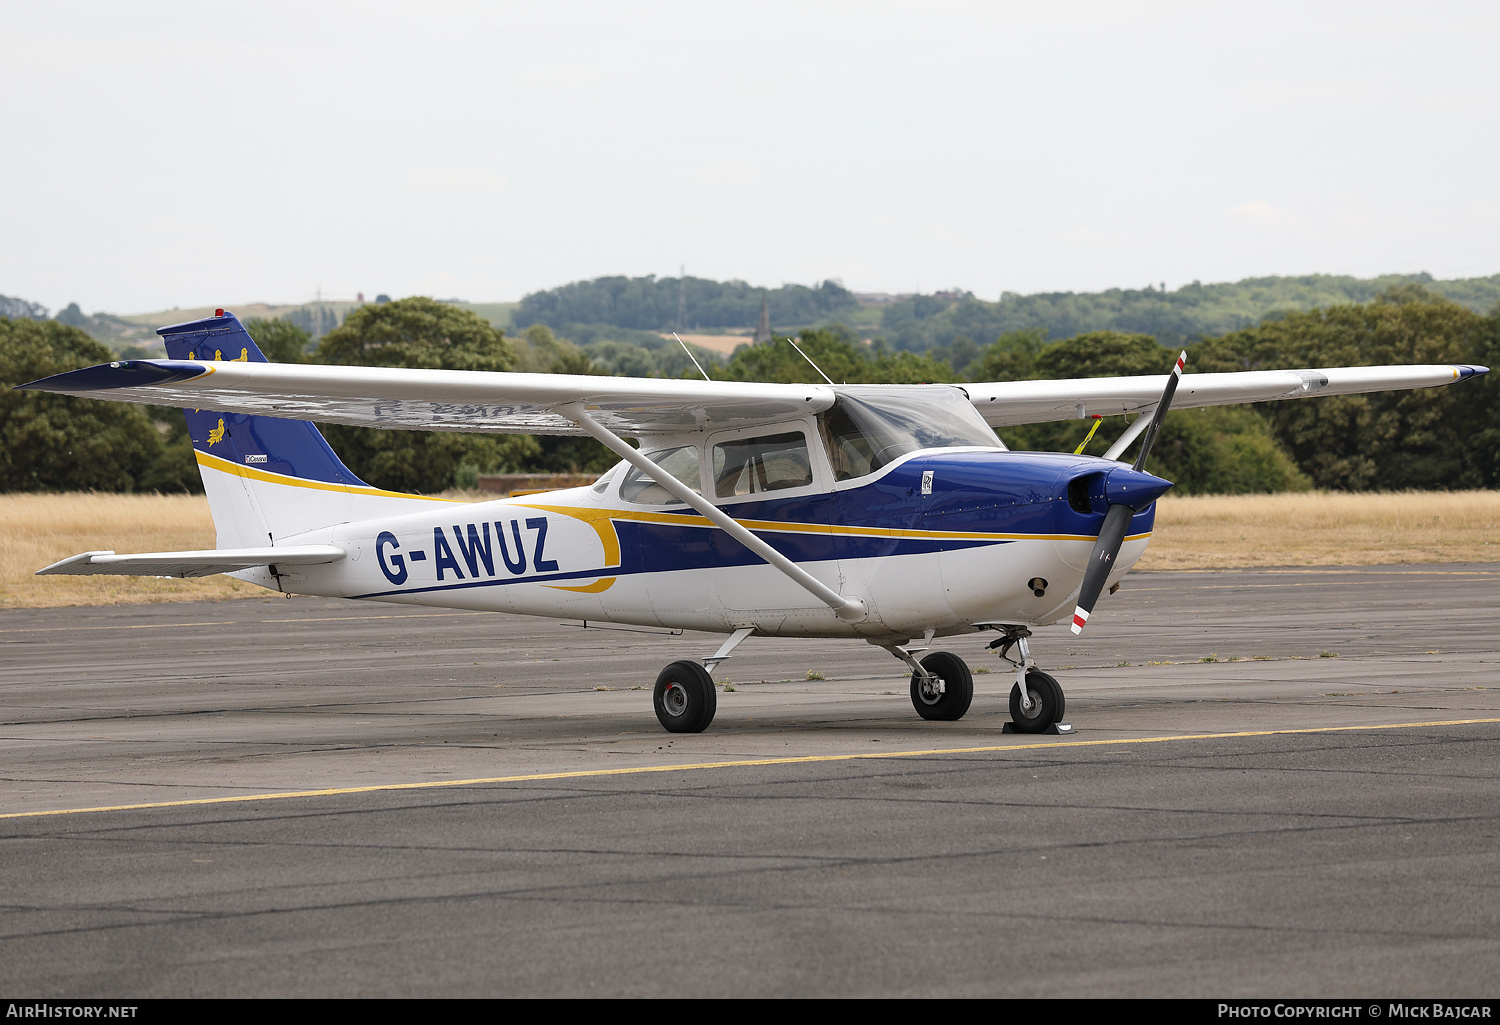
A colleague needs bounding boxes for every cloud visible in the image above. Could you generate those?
[680,160,761,187]
[1227,201,1295,227]
[404,164,509,193]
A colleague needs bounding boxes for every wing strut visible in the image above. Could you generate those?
[1100,404,1156,462]
[558,404,868,623]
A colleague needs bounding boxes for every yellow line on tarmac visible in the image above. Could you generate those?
[5,716,1499,822]
[0,611,486,634]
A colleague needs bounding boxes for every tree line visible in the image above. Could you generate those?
[510,271,1500,356]
[715,285,1498,493]
[517,275,856,333]
[876,273,1500,354]
[2,288,1495,496]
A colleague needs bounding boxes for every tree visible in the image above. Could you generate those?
[964,328,1047,383]
[876,272,1500,354]
[516,275,858,333]
[717,329,869,385]
[1465,306,1500,488]
[1192,290,1492,489]
[314,298,539,492]
[715,326,955,385]
[53,302,88,328]
[968,329,1307,493]
[508,324,615,474]
[0,319,159,491]
[244,317,313,363]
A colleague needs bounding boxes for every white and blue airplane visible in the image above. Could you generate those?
[22,311,1488,734]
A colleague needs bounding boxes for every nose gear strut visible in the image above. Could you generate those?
[987,625,1073,734]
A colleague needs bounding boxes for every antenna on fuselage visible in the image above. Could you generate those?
[673,332,711,382]
[786,336,835,386]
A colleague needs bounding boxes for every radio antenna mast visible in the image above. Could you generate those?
[787,336,835,385]
[674,332,710,381]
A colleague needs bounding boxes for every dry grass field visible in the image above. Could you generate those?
[2,490,1496,608]
[1138,490,1500,570]
[0,493,260,608]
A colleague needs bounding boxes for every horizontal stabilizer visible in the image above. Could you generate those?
[37,545,346,578]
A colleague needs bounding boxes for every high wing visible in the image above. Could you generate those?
[21,357,1485,435]
[19,360,835,436]
[966,364,1489,428]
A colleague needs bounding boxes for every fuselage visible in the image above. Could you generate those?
[254,448,1159,643]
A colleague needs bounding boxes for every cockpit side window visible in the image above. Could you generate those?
[817,388,1002,482]
[818,402,884,481]
[619,446,702,505]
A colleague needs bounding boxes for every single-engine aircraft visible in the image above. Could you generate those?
[21,312,1488,734]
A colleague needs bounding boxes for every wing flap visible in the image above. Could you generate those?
[37,545,346,578]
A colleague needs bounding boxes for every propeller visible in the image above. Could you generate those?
[1070,350,1186,635]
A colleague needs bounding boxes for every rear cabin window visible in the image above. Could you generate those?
[712,431,814,498]
[619,446,702,505]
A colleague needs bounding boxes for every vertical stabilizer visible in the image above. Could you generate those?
[158,310,447,547]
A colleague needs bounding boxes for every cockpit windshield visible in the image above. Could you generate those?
[818,386,1002,482]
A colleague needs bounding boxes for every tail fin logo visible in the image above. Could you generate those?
[207,418,227,446]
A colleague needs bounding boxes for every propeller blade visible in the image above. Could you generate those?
[1131,350,1187,472]
[1072,350,1186,635]
[1071,503,1133,634]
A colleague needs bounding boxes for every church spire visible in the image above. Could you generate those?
[753,294,771,345]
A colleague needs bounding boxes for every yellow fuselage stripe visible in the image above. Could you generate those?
[196,450,458,502]
[194,456,1145,544]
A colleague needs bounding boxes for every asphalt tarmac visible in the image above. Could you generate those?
[1,564,1497,997]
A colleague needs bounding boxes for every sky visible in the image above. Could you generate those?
[4,1,1498,314]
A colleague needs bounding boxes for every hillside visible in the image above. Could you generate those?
[512,271,1500,353]
[7,271,1497,357]
[878,272,1500,352]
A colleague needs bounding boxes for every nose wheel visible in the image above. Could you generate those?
[988,625,1071,734]
[1008,668,1066,733]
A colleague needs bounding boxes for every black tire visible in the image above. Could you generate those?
[909,651,973,721]
[653,660,717,733]
[1008,669,1065,733]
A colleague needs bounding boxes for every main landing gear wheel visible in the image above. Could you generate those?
[909,651,973,721]
[654,660,717,734]
[1009,668,1065,734]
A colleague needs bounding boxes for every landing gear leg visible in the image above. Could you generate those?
[988,626,1071,734]
[877,642,974,721]
[653,660,717,733]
